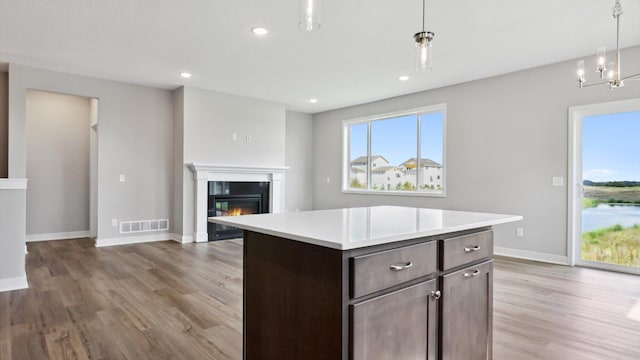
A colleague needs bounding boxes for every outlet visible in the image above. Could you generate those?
[112,218,118,227]
[326,177,331,184]
[552,176,563,187]
[246,135,252,142]
[119,174,126,182]
[232,133,237,141]
[516,227,524,237]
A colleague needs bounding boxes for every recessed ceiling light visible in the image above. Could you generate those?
[398,75,410,81]
[251,27,269,36]
[179,72,192,79]
[309,98,318,103]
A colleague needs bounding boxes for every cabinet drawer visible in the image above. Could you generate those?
[441,230,492,271]
[351,241,437,298]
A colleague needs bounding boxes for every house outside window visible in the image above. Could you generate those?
[343,104,446,196]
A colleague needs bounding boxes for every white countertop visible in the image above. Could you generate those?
[208,206,522,250]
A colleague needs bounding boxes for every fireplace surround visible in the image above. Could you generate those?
[189,163,287,242]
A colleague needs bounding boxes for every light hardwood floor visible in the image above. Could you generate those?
[0,238,639,359]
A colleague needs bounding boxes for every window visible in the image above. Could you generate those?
[343,104,446,196]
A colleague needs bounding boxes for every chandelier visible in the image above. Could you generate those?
[414,0,435,71]
[576,0,639,89]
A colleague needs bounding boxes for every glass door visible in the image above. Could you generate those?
[571,103,640,274]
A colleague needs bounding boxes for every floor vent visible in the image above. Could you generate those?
[120,219,169,234]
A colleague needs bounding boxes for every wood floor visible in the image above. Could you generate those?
[0,239,638,360]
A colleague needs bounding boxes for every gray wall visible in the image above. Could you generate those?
[285,110,313,212]
[8,64,174,240]
[177,86,287,238]
[0,72,7,178]
[172,87,185,236]
[0,187,26,288]
[312,46,640,258]
[26,90,90,235]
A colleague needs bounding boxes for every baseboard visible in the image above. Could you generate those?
[170,233,194,244]
[27,231,91,242]
[194,232,208,243]
[494,246,569,265]
[0,274,29,292]
[95,232,173,247]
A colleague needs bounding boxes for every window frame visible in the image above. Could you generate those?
[342,104,447,197]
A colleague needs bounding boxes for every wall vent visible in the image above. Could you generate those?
[119,219,169,234]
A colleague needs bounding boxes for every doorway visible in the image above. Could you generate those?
[569,99,640,275]
[25,90,99,241]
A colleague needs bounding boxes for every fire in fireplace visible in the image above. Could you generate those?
[208,182,270,240]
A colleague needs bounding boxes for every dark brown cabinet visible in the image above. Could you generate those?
[440,260,493,360]
[351,279,438,360]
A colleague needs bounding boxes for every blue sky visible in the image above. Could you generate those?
[350,112,444,166]
[583,111,640,182]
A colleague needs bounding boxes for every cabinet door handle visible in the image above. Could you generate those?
[464,245,481,252]
[389,261,413,271]
[463,270,480,278]
[430,290,441,300]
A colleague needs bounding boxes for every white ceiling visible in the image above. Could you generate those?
[0,0,638,113]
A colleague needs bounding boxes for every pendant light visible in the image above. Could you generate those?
[414,0,435,71]
[299,0,321,31]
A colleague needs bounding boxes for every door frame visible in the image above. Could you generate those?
[89,98,99,238]
[568,98,640,274]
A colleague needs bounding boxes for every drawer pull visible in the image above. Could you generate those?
[389,261,413,271]
[463,270,480,278]
[464,245,481,252]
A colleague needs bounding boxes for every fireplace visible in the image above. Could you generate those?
[189,163,287,243]
[208,181,270,241]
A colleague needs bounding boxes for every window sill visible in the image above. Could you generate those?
[341,189,446,198]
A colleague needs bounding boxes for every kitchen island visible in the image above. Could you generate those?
[209,206,522,360]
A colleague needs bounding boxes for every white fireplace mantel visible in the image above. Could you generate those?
[189,163,288,242]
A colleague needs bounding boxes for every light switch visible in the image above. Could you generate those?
[552,176,563,187]
[119,174,126,182]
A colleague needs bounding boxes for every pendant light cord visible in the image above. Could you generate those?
[422,0,426,32]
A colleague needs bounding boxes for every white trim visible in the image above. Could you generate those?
[0,178,28,190]
[567,108,581,266]
[342,103,448,125]
[576,259,640,275]
[494,246,569,266]
[341,189,446,197]
[567,98,640,267]
[95,232,173,247]
[27,230,91,242]
[190,163,289,174]
[89,102,99,239]
[188,163,288,242]
[170,233,194,243]
[0,275,29,292]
